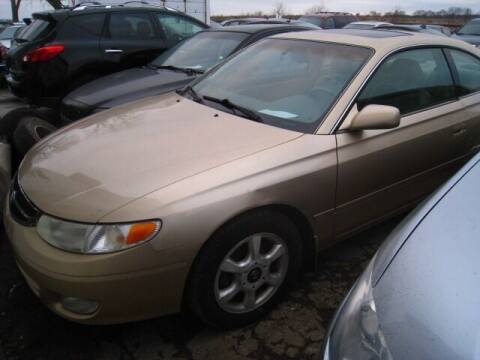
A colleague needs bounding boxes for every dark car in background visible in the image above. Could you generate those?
[376,24,449,36]
[221,18,264,26]
[0,24,24,71]
[322,151,480,359]
[5,3,207,107]
[343,21,392,30]
[61,24,312,123]
[298,12,357,29]
[452,18,480,47]
[0,24,24,49]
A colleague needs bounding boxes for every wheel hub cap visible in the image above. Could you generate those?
[214,232,289,314]
[247,268,262,283]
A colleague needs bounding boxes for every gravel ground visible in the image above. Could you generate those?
[0,88,403,360]
[0,217,402,360]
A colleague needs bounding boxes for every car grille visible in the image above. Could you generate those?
[9,176,40,227]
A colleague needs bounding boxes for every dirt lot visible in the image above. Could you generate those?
[0,89,403,360]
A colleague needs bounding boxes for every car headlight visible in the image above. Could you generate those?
[37,215,161,254]
[322,259,392,360]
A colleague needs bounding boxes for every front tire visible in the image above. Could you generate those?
[187,211,302,329]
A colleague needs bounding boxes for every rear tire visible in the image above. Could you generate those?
[13,117,57,157]
[187,211,302,329]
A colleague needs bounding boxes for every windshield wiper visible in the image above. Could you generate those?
[203,95,263,123]
[153,64,202,75]
[177,85,203,103]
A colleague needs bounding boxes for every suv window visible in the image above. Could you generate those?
[448,49,480,96]
[15,19,51,42]
[358,48,456,115]
[108,13,156,40]
[60,14,105,39]
[157,14,203,42]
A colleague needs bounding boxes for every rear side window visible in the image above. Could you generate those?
[157,14,203,42]
[59,14,105,39]
[108,13,156,40]
[15,19,51,41]
[358,48,456,115]
[448,49,480,96]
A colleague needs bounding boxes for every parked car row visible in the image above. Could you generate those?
[1,4,480,356]
[2,9,477,160]
[5,3,208,107]
[3,23,480,334]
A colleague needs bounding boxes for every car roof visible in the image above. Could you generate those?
[349,21,390,26]
[273,28,477,53]
[207,24,314,34]
[33,5,187,20]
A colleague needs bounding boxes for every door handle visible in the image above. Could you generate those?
[105,49,123,53]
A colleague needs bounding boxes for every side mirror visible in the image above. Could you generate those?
[348,104,400,131]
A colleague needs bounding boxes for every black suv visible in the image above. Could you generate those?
[5,4,207,107]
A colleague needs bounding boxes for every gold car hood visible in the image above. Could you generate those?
[19,94,301,223]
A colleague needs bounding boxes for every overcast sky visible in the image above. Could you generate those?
[1,0,479,19]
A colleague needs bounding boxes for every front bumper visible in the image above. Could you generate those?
[3,200,191,325]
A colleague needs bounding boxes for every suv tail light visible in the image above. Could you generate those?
[23,45,64,63]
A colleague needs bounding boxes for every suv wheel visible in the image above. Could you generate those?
[187,211,302,328]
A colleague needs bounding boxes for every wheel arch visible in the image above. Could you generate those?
[182,203,317,312]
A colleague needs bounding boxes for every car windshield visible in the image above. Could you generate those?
[151,31,248,73]
[192,39,372,133]
[0,26,20,40]
[458,21,480,36]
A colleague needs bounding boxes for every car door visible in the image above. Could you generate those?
[54,13,105,82]
[334,47,470,237]
[100,11,164,70]
[155,13,205,49]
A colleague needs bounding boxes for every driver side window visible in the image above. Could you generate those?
[357,48,456,115]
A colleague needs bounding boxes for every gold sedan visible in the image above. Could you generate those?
[4,29,480,328]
